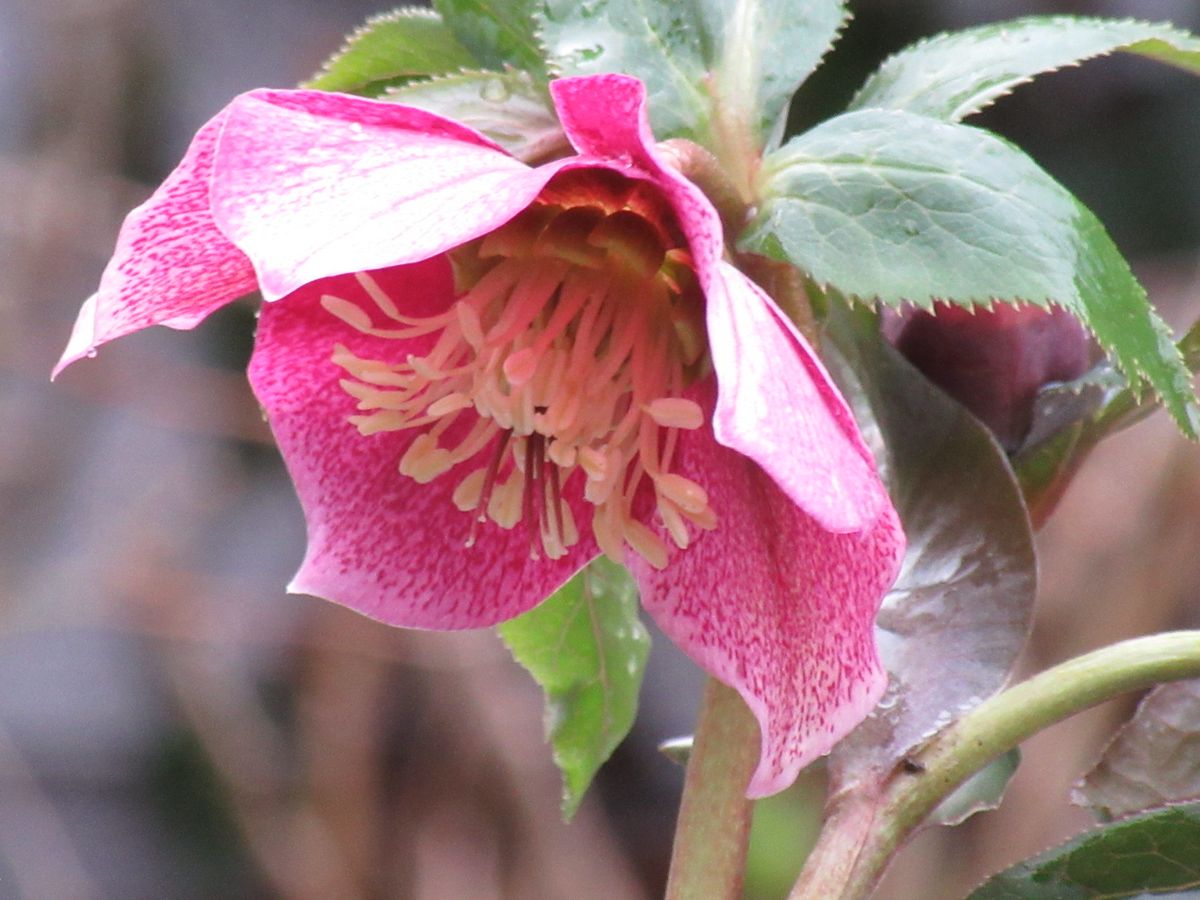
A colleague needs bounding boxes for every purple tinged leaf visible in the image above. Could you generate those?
[1075,679,1200,820]
[825,307,1037,793]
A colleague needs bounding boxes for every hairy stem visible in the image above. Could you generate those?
[666,677,760,900]
[790,630,1200,899]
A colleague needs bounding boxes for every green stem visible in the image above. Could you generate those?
[666,677,761,900]
[790,631,1200,900]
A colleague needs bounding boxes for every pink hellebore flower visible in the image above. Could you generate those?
[56,74,904,796]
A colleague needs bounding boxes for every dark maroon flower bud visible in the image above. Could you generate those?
[894,303,1092,452]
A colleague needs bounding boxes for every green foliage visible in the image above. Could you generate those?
[969,802,1200,898]
[744,109,1200,436]
[537,0,712,140]
[305,8,479,95]
[536,0,845,145]
[433,0,547,81]
[387,70,564,161]
[850,16,1200,122]
[699,0,848,144]
[825,306,1036,791]
[498,558,649,819]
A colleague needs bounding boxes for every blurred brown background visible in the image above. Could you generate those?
[3,1,1199,898]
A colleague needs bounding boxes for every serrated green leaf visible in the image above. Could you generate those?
[825,306,1036,792]
[701,0,848,146]
[537,0,712,140]
[968,802,1200,899]
[387,70,565,162]
[498,557,649,819]
[536,0,845,145]
[305,8,479,96]
[743,109,1200,436]
[433,0,546,81]
[850,16,1200,122]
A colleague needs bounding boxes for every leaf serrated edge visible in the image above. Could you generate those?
[785,198,1193,432]
[804,3,855,98]
[437,0,550,83]
[381,65,521,97]
[304,7,460,89]
[758,2,853,147]
[527,13,555,80]
[849,15,1200,122]
[532,18,564,80]
[963,801,1200,898]
[820,276,1195,437]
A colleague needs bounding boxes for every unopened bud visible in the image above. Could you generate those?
[894,303,1091,452]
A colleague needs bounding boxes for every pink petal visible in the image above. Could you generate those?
[247,260,597,629]
[551,75,725,278]
[210,89,582,301]
[633,382,904,796]
[707,262,884,532]
[54,108,257,377]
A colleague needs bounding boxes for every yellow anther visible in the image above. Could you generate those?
[655,473,710,515]
[645,397,704,430]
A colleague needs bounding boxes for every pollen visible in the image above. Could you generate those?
[325,172,716,568]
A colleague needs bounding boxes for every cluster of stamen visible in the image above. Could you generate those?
[324,173,716,568]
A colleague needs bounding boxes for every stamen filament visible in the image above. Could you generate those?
[326,177,713,568]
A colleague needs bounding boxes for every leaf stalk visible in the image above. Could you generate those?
[789,630,1200,899]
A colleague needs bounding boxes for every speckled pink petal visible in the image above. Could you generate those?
[209,89,585,301]
[633,381,904,797]
[53,108,257,377]
[248,260,597,629]
[706,262,884,533]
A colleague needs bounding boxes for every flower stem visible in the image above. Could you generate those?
[665,677,760,900]
[790,630,1200,900]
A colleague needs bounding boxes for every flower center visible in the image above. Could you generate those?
[323,172,715,569]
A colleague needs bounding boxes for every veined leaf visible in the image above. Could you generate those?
[536,0,846,145]
[969,801,1200,898]
[851,16,1200,122]
[825,306,1036,793]
[305,8,479,96]
[387,70,565,162]
[743,109,1200,436]
[498,557,649,819]
[434,0,547,81]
